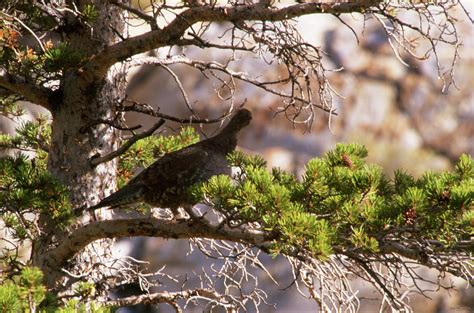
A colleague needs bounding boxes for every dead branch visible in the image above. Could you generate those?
[89,119,165,166]
[122,99,234,124]
[86,2,380,79]
[104,288,234,311]
[127,56,337,116]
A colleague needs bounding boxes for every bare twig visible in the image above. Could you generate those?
[89,119,165,166]
[86,1,381,79]
[157,64,197,117]
[127,56,337,116]
[122,99,233,124]
[104,288,231,311]
[109,0,159,30]
[343,250,404,310]
[5,13,46,52]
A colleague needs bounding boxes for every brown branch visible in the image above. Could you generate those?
[174,36,255,51]
[104,288,231,309]
[122,99,234,124]
[85,1,381,79]
[80,119,143,132]
[47,216,472,290]
[89,118,165,166]
[49,217,268,268]
[0,70,52,111]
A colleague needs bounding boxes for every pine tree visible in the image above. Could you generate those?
[0,1,472,311]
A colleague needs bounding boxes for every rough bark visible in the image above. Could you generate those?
[31,1,126,290]
[48,218,268,266]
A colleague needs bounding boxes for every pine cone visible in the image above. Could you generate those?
[88,109,252,213]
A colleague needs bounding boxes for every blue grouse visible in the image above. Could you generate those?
[88,109,252,214]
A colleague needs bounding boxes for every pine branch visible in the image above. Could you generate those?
[0,70,52,111]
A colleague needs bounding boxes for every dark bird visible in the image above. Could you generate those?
[88,109,252,214]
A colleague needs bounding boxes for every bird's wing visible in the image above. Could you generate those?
[140,145,212,186]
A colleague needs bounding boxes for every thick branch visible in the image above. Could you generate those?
[49,217,268,267]
[0,70,52,111]
[86,1,381,79]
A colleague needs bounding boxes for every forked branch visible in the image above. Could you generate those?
[86,2,382,79]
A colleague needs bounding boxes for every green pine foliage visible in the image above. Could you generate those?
[54,300,114,313]
[0,153,73,231]
[1,117,71,232]
[0,267,45,312]
[82,4,99,23]
[0,267,113,312]
[194,143,473,260]
[1,126,66,238]
[0,97,25,118]
[0,115,51,151]
[43,42,86,73]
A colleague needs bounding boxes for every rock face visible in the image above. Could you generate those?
[89,109,252,212]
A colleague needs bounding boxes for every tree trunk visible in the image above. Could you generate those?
[31,1,126,291]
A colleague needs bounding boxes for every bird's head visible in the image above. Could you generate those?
[211,109,252,152]
[212,109,252,145]
[227,109,252,131]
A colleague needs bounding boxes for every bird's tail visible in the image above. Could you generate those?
[87,183,146,212]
